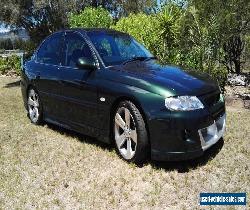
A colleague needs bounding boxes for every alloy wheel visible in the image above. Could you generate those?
[114,107,137,160]
[28,89,40,123]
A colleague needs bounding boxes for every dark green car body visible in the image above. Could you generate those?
[21,28,226,161]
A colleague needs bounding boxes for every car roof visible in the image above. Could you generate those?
[65,28,128,36]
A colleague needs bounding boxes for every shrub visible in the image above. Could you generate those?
[0,55,22,76]
[113,13,161,58]
[69,7,113,28]
[113,5,184,65]
[13,39,37,54]
[69,6,228,90]
[202,65,228,92]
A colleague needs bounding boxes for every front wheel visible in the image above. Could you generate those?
[113,101,149,164]
[27,88,43,125]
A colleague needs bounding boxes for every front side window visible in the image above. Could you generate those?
[36,33,63,65]
[65,32,93,68]
[87,32,153,66]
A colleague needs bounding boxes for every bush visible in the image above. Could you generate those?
[69,6,228,90]
[203,65,228,92]
[0,55,22,76]
[69,7,113,28]
[113,5,185,65]
[113,6,228,90]
[13,39,36,54]
[113,13,161,58]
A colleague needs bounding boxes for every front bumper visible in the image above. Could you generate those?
[199,113,226,151]
[150,102,226,161]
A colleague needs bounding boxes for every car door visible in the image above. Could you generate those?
[59,31,99,133]
[33,32,65,119]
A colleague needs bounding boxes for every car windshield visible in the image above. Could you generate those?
[87,32,154,66]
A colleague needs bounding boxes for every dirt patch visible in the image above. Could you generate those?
[0,69,20,77]
[225,85,250,110]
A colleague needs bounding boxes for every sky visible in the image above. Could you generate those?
[0,24,10,33]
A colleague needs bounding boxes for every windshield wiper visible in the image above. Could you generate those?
[122,56,156,65]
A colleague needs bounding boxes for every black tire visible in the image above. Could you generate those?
[113,100,149,164]
[27,88,43,125]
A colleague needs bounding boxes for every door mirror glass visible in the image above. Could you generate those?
[76,57,96,70]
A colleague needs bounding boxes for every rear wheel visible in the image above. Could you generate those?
[113,101,149,164]
[27,88,43,125]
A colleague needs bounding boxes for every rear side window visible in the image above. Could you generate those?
[36,33,63,65]
[64,32,93,68]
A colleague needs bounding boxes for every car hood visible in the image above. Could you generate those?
[108,61,219,97]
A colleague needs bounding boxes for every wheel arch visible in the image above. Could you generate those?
[109,95,150,145]
[26,84,36,99]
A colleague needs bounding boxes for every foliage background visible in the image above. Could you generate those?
[0,56,21,76]
[69,7,113,29]
[68,4,230,89]
[0,0,249,89]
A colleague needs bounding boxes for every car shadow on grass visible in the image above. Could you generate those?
[45,122,114,152]
[150,138,224,173]
[4,80,21,88]
[44,122,224,172]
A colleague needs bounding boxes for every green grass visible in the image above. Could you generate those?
[0,76,249,209]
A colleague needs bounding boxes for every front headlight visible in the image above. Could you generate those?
[165,96,204,111]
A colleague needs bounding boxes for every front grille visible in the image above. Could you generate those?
[199,91,220,107]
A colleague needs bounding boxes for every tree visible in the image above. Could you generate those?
[190,0,250,74]
[74,0,158,18]
[0,0,157,45]
[0,39,13,50]
[114,0,157,17]
[69,7,113,28]
[0,0,75,44]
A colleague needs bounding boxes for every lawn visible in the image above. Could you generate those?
[0,76,249,209]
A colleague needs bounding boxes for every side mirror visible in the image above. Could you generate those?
[76,57,97,70]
